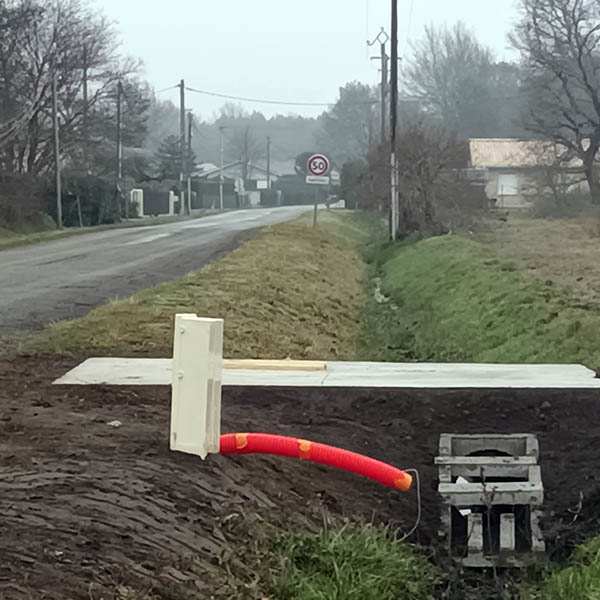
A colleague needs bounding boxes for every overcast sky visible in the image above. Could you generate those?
[92,0,520,121]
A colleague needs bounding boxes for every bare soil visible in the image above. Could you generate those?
[3,354,600,599]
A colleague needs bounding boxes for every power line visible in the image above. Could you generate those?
[185,85,377,107]
[155,84,179,94]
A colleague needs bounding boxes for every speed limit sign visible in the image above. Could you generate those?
[307,154,330,177]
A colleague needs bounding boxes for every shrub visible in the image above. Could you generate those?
[530,188,599,219]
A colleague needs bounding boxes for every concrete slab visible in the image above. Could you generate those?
[53,358,600,388]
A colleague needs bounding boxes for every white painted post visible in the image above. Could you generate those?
[170,314,223,459]
[168,191,177,215]
[130,189,144,217]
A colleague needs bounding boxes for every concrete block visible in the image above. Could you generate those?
[437,433,545,567]
[435,456,538,480]
[443,433,538,459]
[467,513,483,557]
[439,478,544,506]
[531,509,546,553]
[500,513,515,552]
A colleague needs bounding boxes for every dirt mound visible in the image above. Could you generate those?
[0,356,412,600]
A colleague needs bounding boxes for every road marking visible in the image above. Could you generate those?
[126,233,171,245]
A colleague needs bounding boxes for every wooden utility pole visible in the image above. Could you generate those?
[116,81,123,180]
[266,135,271,189]
[187,111,193,214]
[179,78,186,215]
[52,71,63,229]
[380,41,388,145]
[390,0,398,240]
[116,81,123,220]
[82,43,89,172]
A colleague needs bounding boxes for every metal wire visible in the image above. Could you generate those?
[185,85,377,107]
[399,468,422,541]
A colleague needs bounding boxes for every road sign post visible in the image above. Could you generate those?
[306,154,330,228]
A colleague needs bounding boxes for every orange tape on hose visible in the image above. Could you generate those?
[220,433,412,492]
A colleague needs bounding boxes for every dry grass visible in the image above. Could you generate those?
[33,212,368,359]
[477,216,600,308]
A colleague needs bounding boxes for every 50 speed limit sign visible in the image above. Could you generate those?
[307,154,330,177]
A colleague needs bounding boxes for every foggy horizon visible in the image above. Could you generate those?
[91,0,519,121]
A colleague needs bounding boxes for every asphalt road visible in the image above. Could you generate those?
[0,206,309,330]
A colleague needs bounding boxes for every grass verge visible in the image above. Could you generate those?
[33,211,367,358]
[361,232,600,367]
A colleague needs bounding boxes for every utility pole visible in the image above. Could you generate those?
[116,80,123,220]
[179,78,186,215]
[380,42,388,145]
[52,70,63,229]
[390,0,398,240]
[187,111,193,214]
[368,28,390,146]
[116,81,123,180]
[266,135,271,189]
[82,43,89,172]
[218,125,225,210]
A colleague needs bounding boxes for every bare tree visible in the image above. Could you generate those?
[395,119,485,235]
[405,23,497,138]
[342,117,485,234]
[316,81,378,164]
[512,0,600,202]
[0,0,140,175]
[521,141,589,213]
[227,125,263,183]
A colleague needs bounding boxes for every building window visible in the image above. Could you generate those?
[498,174,518,196]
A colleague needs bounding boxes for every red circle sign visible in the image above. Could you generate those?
[307,154,330,177]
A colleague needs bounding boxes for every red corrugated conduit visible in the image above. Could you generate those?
[220,432,412,492]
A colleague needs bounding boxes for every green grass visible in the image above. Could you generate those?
[203,512,437,600]
[270,523,437,600]
[32,211,369,358]
[522,538,600,599]
[360,233,600,367]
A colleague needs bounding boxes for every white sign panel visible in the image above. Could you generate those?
[307,154,330,177]
[257,180,269,190]
[306,175,330,186]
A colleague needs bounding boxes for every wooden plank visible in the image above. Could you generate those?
[223,359,326,372]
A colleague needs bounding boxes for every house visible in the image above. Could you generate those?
[196,159,294,207]
[468,138,585,208]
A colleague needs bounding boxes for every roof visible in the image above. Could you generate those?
[198,160,283,180]
[469,139,559,169]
